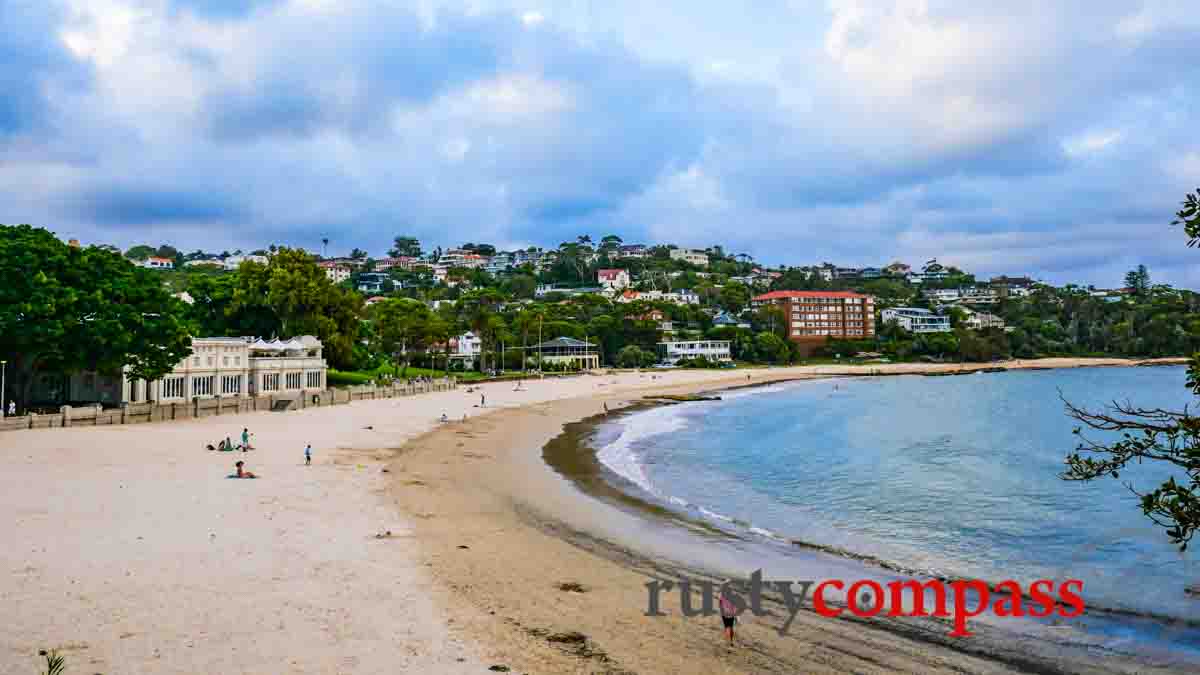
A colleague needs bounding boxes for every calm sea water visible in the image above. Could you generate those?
[597,366,1200,626]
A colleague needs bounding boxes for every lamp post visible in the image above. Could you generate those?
[1,359,6,417]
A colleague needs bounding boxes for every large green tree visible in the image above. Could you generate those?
[229,248,363,369]
[0,225,193,408]
[373,298,435,376]
[389,236,422,258]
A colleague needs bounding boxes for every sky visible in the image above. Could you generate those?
[4,0,1200,288]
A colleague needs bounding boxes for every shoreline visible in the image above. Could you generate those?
[385,358,1193,674]
[1,357,1186,673]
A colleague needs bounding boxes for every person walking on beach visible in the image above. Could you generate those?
[241,427,251,451]
[719,585,738,645]
[480,392,485,407]
[304,444,311,466]
[7,400,14,417]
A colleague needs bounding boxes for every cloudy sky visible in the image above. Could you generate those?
[5,0,1199,287]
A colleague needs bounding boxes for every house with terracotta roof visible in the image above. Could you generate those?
[141,256,174,270]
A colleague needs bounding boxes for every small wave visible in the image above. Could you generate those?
[748,526,789,543]
[698,506,735,523]
[596,405,690,498]
[718,378,833,400]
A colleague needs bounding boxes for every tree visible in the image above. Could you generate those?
[1061,191,1200,550]
[125,244,156,260]
[754,331,790,364]
[1124,265,1150,296]
[0,225,193,409]
[374,298,434,376]
[390,236,422,258]
[350,248,368,260]
[616,344,655,368]
[229,248,363,369]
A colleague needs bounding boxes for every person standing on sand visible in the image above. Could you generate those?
[480,392,485,407]
[719,585,738,645]
[241,428,251,451]
[6,400,14,417]
[304,444,311,466]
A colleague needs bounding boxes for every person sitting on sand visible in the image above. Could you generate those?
[440,413,449,423]
[234,460,257,479]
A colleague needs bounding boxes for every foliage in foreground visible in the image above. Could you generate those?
[1061,189,1200,551]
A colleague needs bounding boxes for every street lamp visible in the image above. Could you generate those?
[1,359,6,418]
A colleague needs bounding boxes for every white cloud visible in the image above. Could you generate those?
[457,73,573,119]
[1063,130,1123,157]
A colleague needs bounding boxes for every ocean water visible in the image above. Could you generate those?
[597,367,1200,630]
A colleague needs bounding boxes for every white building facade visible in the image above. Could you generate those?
[881,307,952,333]
[124,336,327,404]
[669,248,709,267]
[657,340,732,364]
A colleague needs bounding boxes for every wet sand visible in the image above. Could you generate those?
[385,360,1191,674]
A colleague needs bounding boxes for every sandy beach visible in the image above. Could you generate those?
[0,357,1187,674]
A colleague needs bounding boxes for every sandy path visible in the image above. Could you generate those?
[0,369,750,674]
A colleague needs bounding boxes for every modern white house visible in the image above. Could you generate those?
[140,256,174,270]
[223,254,269,270]
[922,288,961,303]
[29,336,328,406]
[657,340,733,364]
[669,248,709,267]
[957,287,1000,305]
[958,308,1006,330]
[881,307,952,333]
[615,289,700,306]
[448,332,482,367]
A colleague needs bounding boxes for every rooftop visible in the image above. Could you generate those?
[530,337,596,349]
[752,290,872,300]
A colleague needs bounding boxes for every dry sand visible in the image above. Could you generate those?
[0,357,1186,674]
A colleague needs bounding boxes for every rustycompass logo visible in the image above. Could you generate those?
[644,570,1084,637]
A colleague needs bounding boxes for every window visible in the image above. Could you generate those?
[306,371,322,388]
[193,357,200,366]
[262,373,280,391]
[222,375,242,395]
[286,372,301,390]
[222,357,229,367]
[192,375,214,397]
[162,376,185,399]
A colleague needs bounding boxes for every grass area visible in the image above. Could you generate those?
[328,363,499,387]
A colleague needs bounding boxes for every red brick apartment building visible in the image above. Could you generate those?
[751,291,876,353]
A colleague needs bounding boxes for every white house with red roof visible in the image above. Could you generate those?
[597,268,631,291]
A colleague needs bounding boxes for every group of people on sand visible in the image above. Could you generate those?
[209,426,314,478]
[208,427,254,453]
